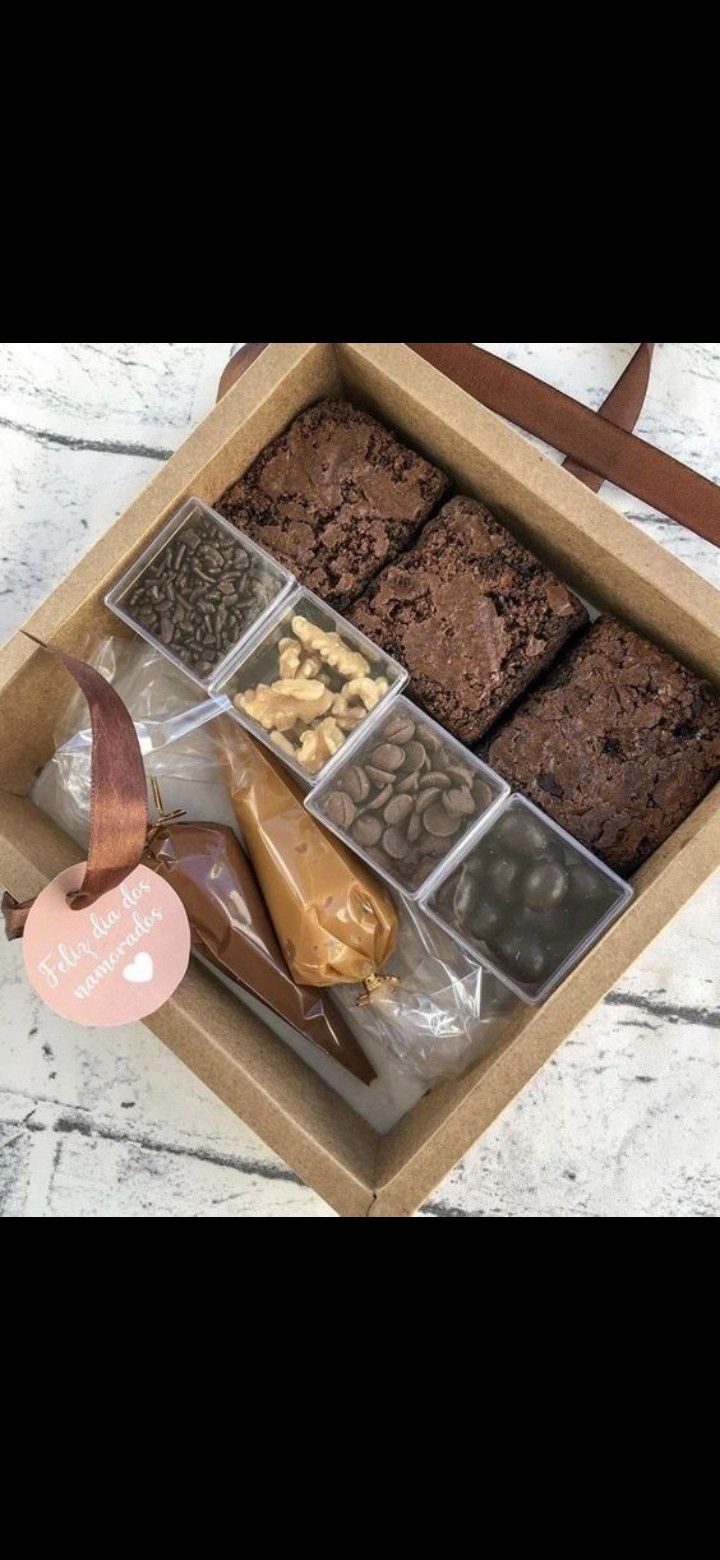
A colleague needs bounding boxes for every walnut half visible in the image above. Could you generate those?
[292,615,371,680]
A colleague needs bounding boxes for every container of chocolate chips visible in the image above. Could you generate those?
[306,695,509,896]
[421,795,633,1003]
[105,498,295,690]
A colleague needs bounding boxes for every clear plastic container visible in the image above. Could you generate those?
[421,794,633,1004]
[105,497,296,691]
[215,586,408,787]
[306,694,509,898]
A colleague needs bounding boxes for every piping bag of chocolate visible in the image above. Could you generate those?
[221,721,398,988]
[143,780,377,1085]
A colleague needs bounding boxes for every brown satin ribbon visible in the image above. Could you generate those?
[2,635,148,940]
[218,341,720,549]
[560,343,654,489]
[216,342,269,402]
[406,342,720,549]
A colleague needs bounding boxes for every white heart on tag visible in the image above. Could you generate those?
[123,951,154,985]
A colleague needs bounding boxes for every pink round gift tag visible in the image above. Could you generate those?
[23,862,191,1026]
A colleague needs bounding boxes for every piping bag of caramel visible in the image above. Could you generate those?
[144,789,376,1086]
[221,723,398,988]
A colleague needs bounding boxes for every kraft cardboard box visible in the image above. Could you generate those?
[1,343,719,1217]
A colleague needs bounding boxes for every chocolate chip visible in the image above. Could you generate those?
[442,786,475,817]
[324,791,356,829]
[382,826,409,860]
[415,787,442,816]
[401,740,428,773]
[397,772,419,795]
[445,761,474,786]
[421,729,443,753]
[423,804,461,838]
[344,765,370,804]
[419,771,451,790]
[370,743,405,772]
[472,778,494,812]
[366,765,396,787]
[352,815,383,848]
[407,812,423,844]
[418,833,452,858]
[382,712,416,744]
[383,794,414,826]
[365,784,394,811]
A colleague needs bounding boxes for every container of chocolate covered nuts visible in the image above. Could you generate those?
[306,695,509,895]
[105,498,295,690]
[216,587,408,786]
[422,795,633,1004]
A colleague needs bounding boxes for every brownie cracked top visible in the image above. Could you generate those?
[486,615,720,874]
[215,399,448,612]
[349,495,588,743]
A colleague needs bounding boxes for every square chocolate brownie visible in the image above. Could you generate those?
[349,495,587,744]
[215,400,449,613]
[485,616,720,875]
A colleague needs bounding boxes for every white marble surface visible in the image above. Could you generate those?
[1,341,718,1219]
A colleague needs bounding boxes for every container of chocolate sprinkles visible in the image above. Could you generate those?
[105,497,296,690]
[421,794,633,1004]
[306,694,509,897]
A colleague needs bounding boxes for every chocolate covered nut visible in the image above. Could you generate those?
[522,858,568,911]
[345,765,370,804]
[424,803,461,838]
[467,899,505,943]
[452,867,482,925]
[371,743,405,772]
[493,930,550,983]
[325,791,356,829]
[382,826,410,860]
[382,712,416,744]
[493,809,548,858]
[453,873,505,942]
[485,855,522,900]
[383,794,414,826]
[443,786,475,817]
[567,860,605,903]
[352,814,384,848]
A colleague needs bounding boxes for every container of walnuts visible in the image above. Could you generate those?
[214,586,408,786]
